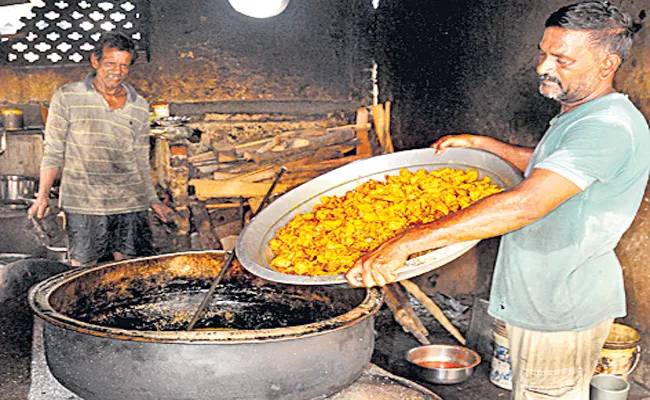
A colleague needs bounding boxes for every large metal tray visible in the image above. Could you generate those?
[236,148,523,285]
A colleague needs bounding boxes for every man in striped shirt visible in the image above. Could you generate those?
[29,32,173,266]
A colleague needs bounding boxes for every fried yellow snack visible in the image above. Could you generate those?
[269,167,503,276]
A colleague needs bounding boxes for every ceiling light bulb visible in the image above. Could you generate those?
[228,0,289,19]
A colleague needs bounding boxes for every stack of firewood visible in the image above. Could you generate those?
[151,105,389,252]
[188,107,376,214]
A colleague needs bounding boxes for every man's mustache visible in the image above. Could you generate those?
[539,74,562,86]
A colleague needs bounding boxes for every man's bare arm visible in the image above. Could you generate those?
[431,134,534,173]
[28,167,60,219]
[345,168,581,287]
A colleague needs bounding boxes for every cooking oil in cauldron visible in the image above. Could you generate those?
[79,283,351,332]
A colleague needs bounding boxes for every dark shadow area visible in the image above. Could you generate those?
[0,258,71,399]
[373,0,558,150]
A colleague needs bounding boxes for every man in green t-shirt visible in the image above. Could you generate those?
[346,1,649,398]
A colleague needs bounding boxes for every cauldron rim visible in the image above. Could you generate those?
[29,250,384,344]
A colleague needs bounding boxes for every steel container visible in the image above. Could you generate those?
[29,251,384,400]
[407,344,481,384]
[0,175,37,202]
[237,148,523,285]
[2,108,24,131]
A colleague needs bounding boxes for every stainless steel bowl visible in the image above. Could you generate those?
[236,148,523,285]
[0,175,37,202]
[407,344,481,384]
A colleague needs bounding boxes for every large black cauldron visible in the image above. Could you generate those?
[29,251,383,400]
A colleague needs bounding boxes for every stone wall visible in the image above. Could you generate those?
[0,0,373,158]
[0,0,371,106]
[0,0,372,179]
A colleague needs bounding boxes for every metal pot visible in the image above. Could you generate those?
[29,251,384,400]
[0,131,6,155]
[0,175,37,202]
[2,108,23,131]
[1,257,69,303]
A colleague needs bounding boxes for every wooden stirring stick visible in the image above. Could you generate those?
[383,283,431,345]
[186,167,287,331]
[400,279,467,345]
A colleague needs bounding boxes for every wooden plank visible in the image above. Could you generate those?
[355,107,372,156]
[190,179,293,199]
[385,101,395,153]
[383,286,412,330]
[217,150,238,163]
[169,145,190,205]
[282,155,316,169]
[202,124,370,166]
[247,147,315,166]
[233,137,274,151]
[189,201,222,250]
[248,197,264,215]
[289,154,367,173]
[371,104,386,153]
[213,166,277,182]
[153,138,170,189]
[249,136,357,165]
[258,177,311,187]
[188,150,218,164]
[307,147,344,163]
[172,100,357,116]
[205,203,241,209]
[211,171,240,180]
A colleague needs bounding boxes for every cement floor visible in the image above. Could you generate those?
[371,305,650,400]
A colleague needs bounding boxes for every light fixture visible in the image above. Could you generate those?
[228,0,289,19]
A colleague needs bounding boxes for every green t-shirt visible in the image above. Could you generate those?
[488,93,650,331]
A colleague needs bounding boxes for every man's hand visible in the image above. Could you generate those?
[430,134,480,155]
[345,235,410,288]
[28,197,49,219]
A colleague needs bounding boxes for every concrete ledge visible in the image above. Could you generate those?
[171,100,358,117]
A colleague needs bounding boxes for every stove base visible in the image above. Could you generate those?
[29,318,441,400]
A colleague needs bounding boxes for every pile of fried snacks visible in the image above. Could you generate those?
[269,167,503,276]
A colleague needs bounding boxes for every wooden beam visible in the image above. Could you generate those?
[213,166,277,182]
[190,179,293,199]
[289,154,367,172]
[172,100,357,116]
[355,107,372,156]
[383,284,431,345]
[384,101,394,153]
[372,104,386,153]
[189,201,222,250]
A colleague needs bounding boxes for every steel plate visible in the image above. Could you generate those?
[236,148,523,285]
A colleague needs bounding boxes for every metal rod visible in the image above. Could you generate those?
[238,196,246,230]
[186,250,236,331]
[186,166,287,331]
[252,166,287,218]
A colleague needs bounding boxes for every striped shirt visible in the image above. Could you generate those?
[41,73,160,215]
